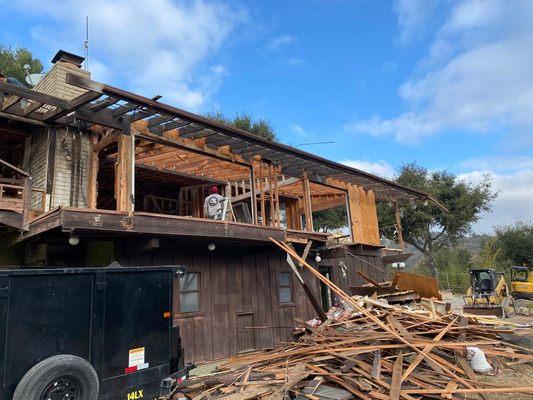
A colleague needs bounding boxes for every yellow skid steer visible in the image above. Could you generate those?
[463,268,513,318]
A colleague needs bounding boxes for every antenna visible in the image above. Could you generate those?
[294,141,335,147]
[84,16,89,71]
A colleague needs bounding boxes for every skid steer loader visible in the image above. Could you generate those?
[463,268,513,318]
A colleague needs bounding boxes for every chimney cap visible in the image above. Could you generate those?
[51,50,85,68]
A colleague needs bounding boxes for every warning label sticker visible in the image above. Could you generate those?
[128,347,145,367]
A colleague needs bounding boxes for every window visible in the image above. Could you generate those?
[178,272,200,313]
[277,271,293,304]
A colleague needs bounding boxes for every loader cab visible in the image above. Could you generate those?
[511,265,533,300]
[511,266,529,282]
[470,269,499,294]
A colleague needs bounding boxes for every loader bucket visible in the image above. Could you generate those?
[463,305,504,318]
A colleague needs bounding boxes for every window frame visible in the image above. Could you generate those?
[177,271,202,315]
[277,270,294,306]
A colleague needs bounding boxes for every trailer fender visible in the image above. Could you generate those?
[13,354,99,400]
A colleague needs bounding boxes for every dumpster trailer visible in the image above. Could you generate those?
[0,266,193,400]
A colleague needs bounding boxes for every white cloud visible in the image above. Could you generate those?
[8,0,245,111]
[262,34,302,66]
[394,0,438,45]
[290,123,306,137]
[266,35,295,51]
[458,162,533,234]
[349,0,533,145]
[459,156,533,173]
[341,159,395,178]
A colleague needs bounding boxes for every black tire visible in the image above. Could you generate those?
[13,354,99,400]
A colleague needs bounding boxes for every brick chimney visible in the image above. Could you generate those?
[51,50,85,68]
[33,49,91,100]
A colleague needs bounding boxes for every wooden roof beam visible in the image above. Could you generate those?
[43,90,102,122]
[131,121,251,167]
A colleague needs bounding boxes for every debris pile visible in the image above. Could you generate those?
[173,239,533,399]
[174,300,533,399]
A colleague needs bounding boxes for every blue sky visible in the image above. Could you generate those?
[1,0,532,233]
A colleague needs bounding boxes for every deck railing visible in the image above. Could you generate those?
[0,176,46,229]
[0,178,25,213]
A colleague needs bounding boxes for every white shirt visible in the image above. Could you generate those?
[204,194,225,217]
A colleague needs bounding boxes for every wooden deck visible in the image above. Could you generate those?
[13,207,292,244]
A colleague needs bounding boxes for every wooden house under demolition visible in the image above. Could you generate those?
[0,51,437,363]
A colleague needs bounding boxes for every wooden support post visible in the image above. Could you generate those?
[87,135,99,209]
[345,194,353,242]
[268,164,274,227]
[258,162,266,226]
[115,134,134,212]
[273,164,280,227]
[250,165,258,225]
[394,199,404,249]
[302,172,313,232]
[22,176,32,230]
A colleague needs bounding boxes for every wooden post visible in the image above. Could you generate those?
[268,164,274,227]
[250,165,258,224]
[87,135,99,209]
[302,172,313,232]
[345,193,353,242]
[273,164,280,227]
[394,199,404,249]
[115,134,134,212]
[258,162,266,226]
[22,176,32,230]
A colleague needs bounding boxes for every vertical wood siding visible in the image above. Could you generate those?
[120,244,384,364]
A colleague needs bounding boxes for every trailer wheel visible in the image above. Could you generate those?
[13,354,98,400]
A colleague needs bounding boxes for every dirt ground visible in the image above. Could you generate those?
[477,363,533,400]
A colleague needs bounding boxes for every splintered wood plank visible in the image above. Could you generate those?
[401,318,457,382]
[386,315,413,339]
[371,350,381,380]
[403,387,533,395]
[390,353,403,400]
[357,271,384,287]
[440,381,457,399]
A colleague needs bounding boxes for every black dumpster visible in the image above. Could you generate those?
[0,266,191,400]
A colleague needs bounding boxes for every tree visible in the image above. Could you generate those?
[414,246,474,292]
[379,163,496,277]
[204,111,277,141]
[493,221,533,268]
[0,45,43,86]
[474,236,503,270]
[313,207,347,232]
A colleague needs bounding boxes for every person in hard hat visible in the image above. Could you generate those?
[203,186,225,219]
